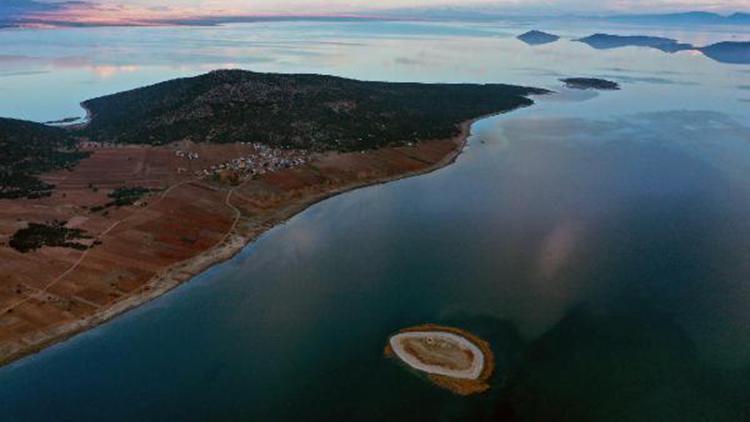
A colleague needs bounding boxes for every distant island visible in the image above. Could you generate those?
[561,78,621,90]
[0,70,546,366]
[575,33,750,65]
[44,117,82,125]
[576,34,694,53]
[385,324,495,395]
[699,42,750,64]
[517,30,560,46]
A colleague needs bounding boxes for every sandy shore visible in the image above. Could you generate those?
[389,331,485,379]
[385,323,496,396]
[0,118,481,368]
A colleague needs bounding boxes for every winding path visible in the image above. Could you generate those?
[2,178,205,315]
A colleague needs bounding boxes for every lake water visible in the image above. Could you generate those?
[1,20,749,421]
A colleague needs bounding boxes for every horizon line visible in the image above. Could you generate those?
[4,7,749,30]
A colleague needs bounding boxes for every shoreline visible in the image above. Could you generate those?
[0,112,510,369]
[44,103,92,130]
[385,323,496,396]
[389,331,485,379]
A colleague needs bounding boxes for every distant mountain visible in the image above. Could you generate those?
[376,6,519,21]
[606,11,750,26]
[576,34,695,53]
[517,30,560,46]
[728,13,750,24]
[699,42,750,64]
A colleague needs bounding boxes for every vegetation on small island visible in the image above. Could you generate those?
[0,118,88,199]
[78,69,548,151]
[561,77,621,90]
[9,221,92,253]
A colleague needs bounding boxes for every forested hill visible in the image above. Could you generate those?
[81,70,547,151]
[0,118,87,199]
[1,70,545,199]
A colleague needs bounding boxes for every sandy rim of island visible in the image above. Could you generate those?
[0,112,513,368]
[384,324,496,396]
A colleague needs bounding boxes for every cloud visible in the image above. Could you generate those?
[7,0,749,27]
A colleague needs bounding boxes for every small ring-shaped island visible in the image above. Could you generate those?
[385,324,495,396]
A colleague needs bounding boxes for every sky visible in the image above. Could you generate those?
[8,0,749,27]
[50,0,750,13]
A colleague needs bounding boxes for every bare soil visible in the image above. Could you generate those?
[0,122,473,367]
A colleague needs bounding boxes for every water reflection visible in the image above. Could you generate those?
[493,308,749,422]
[491,109,750,366]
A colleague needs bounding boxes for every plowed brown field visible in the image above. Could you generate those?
[0,123,470,366]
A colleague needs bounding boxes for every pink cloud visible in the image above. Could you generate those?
[15,0,750,27]
[19,1,364,27]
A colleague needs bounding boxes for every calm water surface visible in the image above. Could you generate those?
[1,20,750,421]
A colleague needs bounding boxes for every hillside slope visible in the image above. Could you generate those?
[81,69,547,151]
[0,118,86,199]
